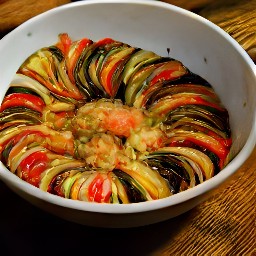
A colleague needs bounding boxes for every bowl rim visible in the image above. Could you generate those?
[0,0,255,214]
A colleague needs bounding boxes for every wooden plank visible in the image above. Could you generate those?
[160,147,256,255]
[0,0,70,37]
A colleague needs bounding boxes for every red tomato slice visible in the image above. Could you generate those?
[19,151,48,187]
[88,174,112,203]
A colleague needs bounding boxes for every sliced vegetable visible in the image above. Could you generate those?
[9,73,53,105]
[148,92,227,120]
[0,34,233,205]
[166,129,230,169]
[122,49,161,85]
[99,46,136,97]
[0,93,45,113]
[40,160,86,192]
[118,155,172,200]
[18,149,49,187]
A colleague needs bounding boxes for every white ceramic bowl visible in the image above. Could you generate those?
[0,0,255,228]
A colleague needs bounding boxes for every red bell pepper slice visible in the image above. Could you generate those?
[55,33,72,56]
[0,93,45,113]
[168,132,230,169]
[95,38,115,47]
[149,61,187,86]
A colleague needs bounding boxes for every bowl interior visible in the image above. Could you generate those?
[0,0,255,222]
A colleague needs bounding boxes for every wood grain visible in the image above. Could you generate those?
[200,0,256,62]
[0,0,70,37]
[160,0,215,11]
[160,147,256,255]
[160,0,256,62]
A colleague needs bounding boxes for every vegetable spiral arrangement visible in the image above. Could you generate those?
[0,34,232,203]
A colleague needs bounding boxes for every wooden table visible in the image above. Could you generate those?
[0,1,255,255]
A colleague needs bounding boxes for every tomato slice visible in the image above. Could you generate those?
[19,151,48,187]
[88,174,112,203]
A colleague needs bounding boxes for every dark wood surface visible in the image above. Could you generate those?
[0,0,70,38]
